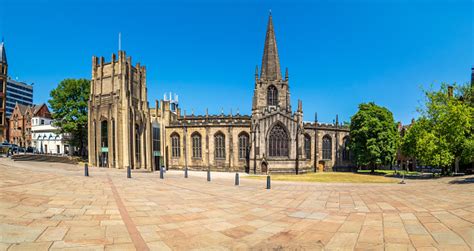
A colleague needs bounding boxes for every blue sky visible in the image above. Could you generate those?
[0,0,472,124]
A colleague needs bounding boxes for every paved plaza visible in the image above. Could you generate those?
[0,159,472,250]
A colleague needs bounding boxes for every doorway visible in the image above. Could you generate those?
[318,161,325,172]
[261,162,268,174]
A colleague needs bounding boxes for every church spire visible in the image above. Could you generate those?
[260,12,281,80]
[0,40,7,64]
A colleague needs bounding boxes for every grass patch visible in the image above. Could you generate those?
[244,172,398,183]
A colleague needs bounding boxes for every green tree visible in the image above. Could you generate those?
[349,102,399,172]
[48,79,90,156]
[401,83,473,174]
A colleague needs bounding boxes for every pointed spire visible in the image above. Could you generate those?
[260,12,282,80]
[0,40,7,64]
[314,112,318,123]
[255,65,259,79]
[285,67,288,80]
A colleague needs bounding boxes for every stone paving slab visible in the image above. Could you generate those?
[0,158,473,250]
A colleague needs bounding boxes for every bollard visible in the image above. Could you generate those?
[127,166,131,179]
[184,167,188,178]
[266,175,271,189]
[160,166,164,179]
[207,170,211,182]
[84,163,89,177]
[235,173,240,186]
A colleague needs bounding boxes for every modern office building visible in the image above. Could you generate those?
[6,78,33,118]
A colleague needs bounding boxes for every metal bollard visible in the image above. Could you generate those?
[207,170,211,182]
[235,173,240,186]
[127,166,131,179]
[266,175,271,189]
[184,167,188,178]
[160,166,164,179]
[84,163,89,177]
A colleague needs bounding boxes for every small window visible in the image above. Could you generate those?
[171,133,180,158]
[214,133,225,159]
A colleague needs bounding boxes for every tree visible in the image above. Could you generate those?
[349,102,399,172]
[401,83,474,174]
[48,79,90,157]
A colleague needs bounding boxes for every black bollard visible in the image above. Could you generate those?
[266,175,271,189]
[160,166,164,179]
[235,173,240,186]
[207,170,211,182]
[184,167,188,178]
[127,166,131,179]
[84,163,89,177]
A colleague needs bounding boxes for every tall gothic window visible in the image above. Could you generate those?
[192,132,202,158]
[135,125,140,163]
[153,126,160,152]
[267,85,278,106]
[342,136,350,161]
[171,133,180,158]
[238,133,249,159]
[214,132,225,159]
[304,134,311,159]
[322,135,332,160]
[268,124,289,157]
[100,120,108,148]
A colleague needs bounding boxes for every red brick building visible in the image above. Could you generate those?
[8,103,51,147]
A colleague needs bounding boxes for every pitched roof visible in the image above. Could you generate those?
[260,13,282,81]
[0,41,6,64]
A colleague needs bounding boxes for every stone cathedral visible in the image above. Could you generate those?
[88,14,353,174]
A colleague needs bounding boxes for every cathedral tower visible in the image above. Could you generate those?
[252,13,291,114]
[88,51,152,170]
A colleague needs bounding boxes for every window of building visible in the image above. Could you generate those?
[214,132,225,159]
[0,80,3,91]
[153,126,160,152]
[135,125,140,163]
[342,137,351,161]
[41,119,44,125]
[100,121,108,148]
[268,124,289,157]
[304,134,311,159]
[191,132,202,158]
[0,112,2,125]
[171,133,180,158]
[267,85,278,106]
[322,135,332,160]
[238,133,249,159]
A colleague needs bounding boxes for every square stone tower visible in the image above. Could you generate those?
[88,51,152,170]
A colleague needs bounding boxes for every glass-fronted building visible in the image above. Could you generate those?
[6,78,33,118]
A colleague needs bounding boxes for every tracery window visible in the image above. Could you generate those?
[192,132,202,158]
[322,135,332,160]
[304,134,311,159]
[342,137,350,161]
[135,124,140,163]
[238,133,249,159]
[267,85,278,106]
[214,132,225,159]
[268,124,289,157]
[171,133,180,158]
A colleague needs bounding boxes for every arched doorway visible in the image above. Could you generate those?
[261,162,268,174]
[318,160,325,172]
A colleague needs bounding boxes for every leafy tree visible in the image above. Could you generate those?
[401,83,473,173]
[48,79,90,156]
[349,102,399,172]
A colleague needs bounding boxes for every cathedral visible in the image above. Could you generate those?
[88,14,353,174]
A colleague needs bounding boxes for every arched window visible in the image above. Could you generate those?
[238,132,249,159]
[304,134,311,159]
[191,132,202,158]
[267,85,278,106]
[342,136,350,161]
[100,120,108,148]
[322,135,332,160]
[268,124,289,157]
[214,132,225,159]
[171,133,180,158]
[135,124,140,163]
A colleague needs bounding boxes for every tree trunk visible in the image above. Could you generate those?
[454,157,460,174]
